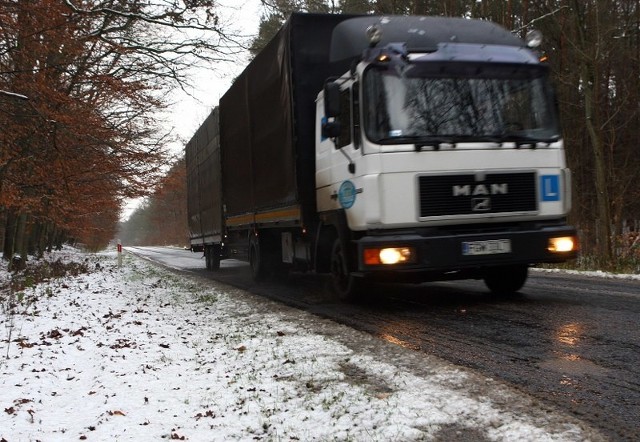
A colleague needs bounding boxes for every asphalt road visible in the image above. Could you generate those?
[128,247,640,441]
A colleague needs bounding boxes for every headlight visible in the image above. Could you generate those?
[364,247,416,265]
[548,236,577,253]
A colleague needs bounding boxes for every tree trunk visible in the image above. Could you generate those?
[580,64,612,264]
[572,0,613,265]
[34,221,50,258]
[3,209,17,262]
[14,212,28,261]
[0,208,6,257]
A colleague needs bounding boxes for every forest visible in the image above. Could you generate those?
[0,0,239,266]
[4,1,640,272]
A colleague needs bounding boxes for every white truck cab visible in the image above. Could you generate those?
[315,16,577,298]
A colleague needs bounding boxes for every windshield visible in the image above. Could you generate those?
[362,62,560,144]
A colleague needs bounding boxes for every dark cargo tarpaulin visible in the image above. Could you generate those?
[186,108,222,247]
[219,13,355,224]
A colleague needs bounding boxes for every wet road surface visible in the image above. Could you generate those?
[129,247,640,441]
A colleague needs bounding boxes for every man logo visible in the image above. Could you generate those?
[453,183,509,196]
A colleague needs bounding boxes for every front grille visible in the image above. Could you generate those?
[419,172,537,218]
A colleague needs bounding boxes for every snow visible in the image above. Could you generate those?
[1,249,605,441]
[533,267,640,281]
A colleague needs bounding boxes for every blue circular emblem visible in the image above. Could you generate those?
[338,180,357,209]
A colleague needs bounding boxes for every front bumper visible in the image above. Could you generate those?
[354,224,578,283]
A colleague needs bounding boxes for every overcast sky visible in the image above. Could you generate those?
[122,1,263,219]
[165,0,263,154]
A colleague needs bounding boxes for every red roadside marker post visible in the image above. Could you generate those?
[117,241,122,267]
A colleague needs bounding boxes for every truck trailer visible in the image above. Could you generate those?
[186,12,578,300]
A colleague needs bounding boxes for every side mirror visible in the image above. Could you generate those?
[324,81,341,118]
[322,120,341,139]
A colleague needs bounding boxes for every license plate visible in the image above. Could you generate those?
[462,239,511,256]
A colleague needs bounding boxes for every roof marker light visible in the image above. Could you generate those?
[525,29,543,48]
[366,24,383,47]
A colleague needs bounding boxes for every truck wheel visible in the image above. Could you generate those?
[249,241,265,281]
[204,247,211,270]
[250,234,278,281]
[483,265,528,295]
[330,238,364,302]
[205,245,221,271]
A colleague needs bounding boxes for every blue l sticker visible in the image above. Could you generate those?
[540,175,560,202]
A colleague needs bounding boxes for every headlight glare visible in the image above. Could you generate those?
[548,236,577,253]
[364,247,415,265]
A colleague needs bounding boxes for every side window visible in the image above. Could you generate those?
[337,88,351,148]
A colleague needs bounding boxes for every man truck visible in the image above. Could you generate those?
[186,13,578,300]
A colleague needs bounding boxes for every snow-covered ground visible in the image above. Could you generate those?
[534,266,640,281]
[1,249,606,441]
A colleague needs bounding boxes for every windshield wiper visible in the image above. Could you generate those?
[413,135,504,150]
[378,135,505,150]
[377,136,457,150]
[376,133,558,150]
[414,137,458,150]
[376,136,425,144]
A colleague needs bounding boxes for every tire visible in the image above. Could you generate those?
[330,238,365,302]
[483,265,529,295]
[205,245,221,271]
[249,240,267,281]
[204,247,212,270]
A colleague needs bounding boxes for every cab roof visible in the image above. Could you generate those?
[330,15,524,62]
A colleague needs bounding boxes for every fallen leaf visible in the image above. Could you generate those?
[194,410,216,420]
[108,410,126,416]
[236,345,246,353]
[46,329,64,339]
[71,328,86,337]
[110,339,135,349]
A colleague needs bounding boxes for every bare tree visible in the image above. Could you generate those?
[0,0,247,260]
